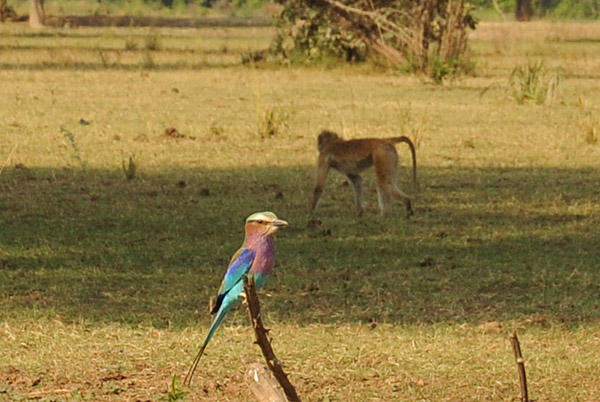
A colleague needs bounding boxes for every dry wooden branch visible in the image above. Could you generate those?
[322,0,413,42]
[510,332,529,402]
[243,273,302,402]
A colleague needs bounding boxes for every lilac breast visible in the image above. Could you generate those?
[246,236,276,275]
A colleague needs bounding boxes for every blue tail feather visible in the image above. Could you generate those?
[184,302,233,385]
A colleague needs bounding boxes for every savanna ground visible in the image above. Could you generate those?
[1,18,600,402]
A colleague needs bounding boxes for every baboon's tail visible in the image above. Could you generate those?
[389,136,418,193]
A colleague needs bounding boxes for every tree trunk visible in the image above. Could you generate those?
[515,0,532,21]
[414,0,434,71]
[29,0,45,29]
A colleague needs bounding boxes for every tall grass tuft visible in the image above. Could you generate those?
[509,60,561,105]
[398,104,426,149]
[256,106,289,138]
[60,125,85,167]
[122,155,137,180]
[144,30,161,51]
[251,70,290,138]
[578,96,598,145]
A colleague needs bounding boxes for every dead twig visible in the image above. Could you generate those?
[243,273,302,402]
[510,332,529,402]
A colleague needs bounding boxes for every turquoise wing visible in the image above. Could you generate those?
[211,248,255,314]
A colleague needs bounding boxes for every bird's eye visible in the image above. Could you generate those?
[257,220,264,224]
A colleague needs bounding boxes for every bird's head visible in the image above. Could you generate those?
[245,211,288,237]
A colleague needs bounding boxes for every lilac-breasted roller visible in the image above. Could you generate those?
[184,211,288,385]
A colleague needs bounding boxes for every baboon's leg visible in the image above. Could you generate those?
[347,174,364,216]
[380,176,413,216]
[374,146,413,216]
[376,187,392,216]
[384,182,413,216]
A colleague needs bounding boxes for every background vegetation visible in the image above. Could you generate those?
[5,0,600,19]
[471,0,600,19]
[0,7,600,402]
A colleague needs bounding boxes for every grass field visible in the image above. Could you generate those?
[1,19,600,402]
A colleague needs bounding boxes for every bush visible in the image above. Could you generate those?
[508,60,561,105]
[471,0,600,18]
[271,0,477,78]
[553,0,599,18]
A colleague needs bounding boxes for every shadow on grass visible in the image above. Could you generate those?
[0,165,598,327]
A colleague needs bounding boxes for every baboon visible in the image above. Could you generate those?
[310,130,418,217]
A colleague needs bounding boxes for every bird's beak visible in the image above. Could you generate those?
[271,219,288,227]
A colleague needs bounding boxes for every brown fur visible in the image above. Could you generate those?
[311,130,418,217]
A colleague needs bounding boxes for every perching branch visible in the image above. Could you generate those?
[243,273,302,402]
[510,332,529,402]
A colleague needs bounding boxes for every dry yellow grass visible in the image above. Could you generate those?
[2,318,600,401]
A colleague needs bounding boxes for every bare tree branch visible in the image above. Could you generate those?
[243,273,302,402]
[303,0,408,64]
[510,332,529,402]
[326,0,425,57]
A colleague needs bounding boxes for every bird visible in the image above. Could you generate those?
[184,211,288,386]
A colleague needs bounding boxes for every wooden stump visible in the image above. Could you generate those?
[244,360,287,402]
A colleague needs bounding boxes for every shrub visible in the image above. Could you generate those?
[509,60,561,105]
[271,0,477,78]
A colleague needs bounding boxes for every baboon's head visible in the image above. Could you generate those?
[317,130,339,152]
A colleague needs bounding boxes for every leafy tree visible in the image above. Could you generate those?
[553,0,599,18]
[271,0,476,79]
